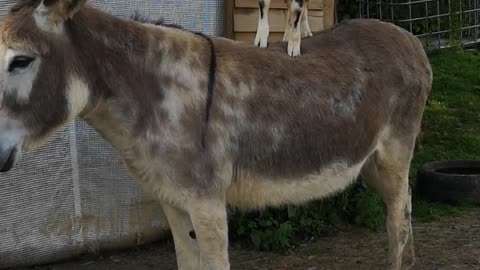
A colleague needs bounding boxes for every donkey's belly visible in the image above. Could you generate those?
[225,161,365,209]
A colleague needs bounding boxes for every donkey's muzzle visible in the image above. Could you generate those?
[0,147,17,172]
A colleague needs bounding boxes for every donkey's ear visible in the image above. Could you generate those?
[34,0,87,31]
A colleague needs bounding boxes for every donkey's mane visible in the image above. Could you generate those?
[10,2,186,32]
[129,12,184,30]
[10,0,40,14]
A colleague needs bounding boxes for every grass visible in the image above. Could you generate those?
[413,200,472,222]
[412,49,480,178]
[229,48,480,251]
[410,48,480,221]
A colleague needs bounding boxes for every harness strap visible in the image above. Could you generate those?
[195,32,217,149]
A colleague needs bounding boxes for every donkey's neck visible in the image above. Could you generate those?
[71,6,211,150]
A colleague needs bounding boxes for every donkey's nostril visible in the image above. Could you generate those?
[0,147,16,172]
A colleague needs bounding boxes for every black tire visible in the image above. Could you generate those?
[416,160,480,205]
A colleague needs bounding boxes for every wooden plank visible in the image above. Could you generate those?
[235,32,285,44]
[235,0,324,10]
[307,0,324,10]
[322,0,335,30]
[224,0,235,38]
[234,8,323,32]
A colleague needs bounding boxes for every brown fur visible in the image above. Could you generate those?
[0,1,432,269]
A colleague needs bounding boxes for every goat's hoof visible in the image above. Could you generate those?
[255,25,269,48]
[287,42,301,57]
[255,36,268,48]
[302,31,313,38]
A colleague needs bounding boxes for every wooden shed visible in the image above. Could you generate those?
[224,0,336,44]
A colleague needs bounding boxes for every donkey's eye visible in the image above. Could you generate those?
[8,56,34,72]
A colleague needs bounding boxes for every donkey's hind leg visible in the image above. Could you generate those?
[286,0,306,57]
[255,0,272,48]
[360,137,416,270]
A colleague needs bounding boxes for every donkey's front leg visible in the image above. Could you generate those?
[254,0,272,48]
[286,0,306,57]
[161,203,201,270]
[189,198,230,270]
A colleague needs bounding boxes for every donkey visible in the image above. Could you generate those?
[255,0,312,57]
[0,0,432,269]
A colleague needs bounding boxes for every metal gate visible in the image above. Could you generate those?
[358,0,480,50]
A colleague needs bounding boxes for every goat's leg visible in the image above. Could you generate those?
[301,0,313,38]
[254,0,272,48]
[286,0,306,57]
[189,198,230,270]
[361,139,416,270]
[161,203,201,270]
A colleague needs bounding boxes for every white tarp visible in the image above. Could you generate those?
[0,0,224,268]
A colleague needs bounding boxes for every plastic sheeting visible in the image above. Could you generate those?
[0,0,224,268]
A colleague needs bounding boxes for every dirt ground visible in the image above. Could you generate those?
[19,208,480,270]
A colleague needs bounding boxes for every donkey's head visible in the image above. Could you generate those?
[0,0,89,172]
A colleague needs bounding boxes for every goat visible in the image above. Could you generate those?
[255,0,313,57]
